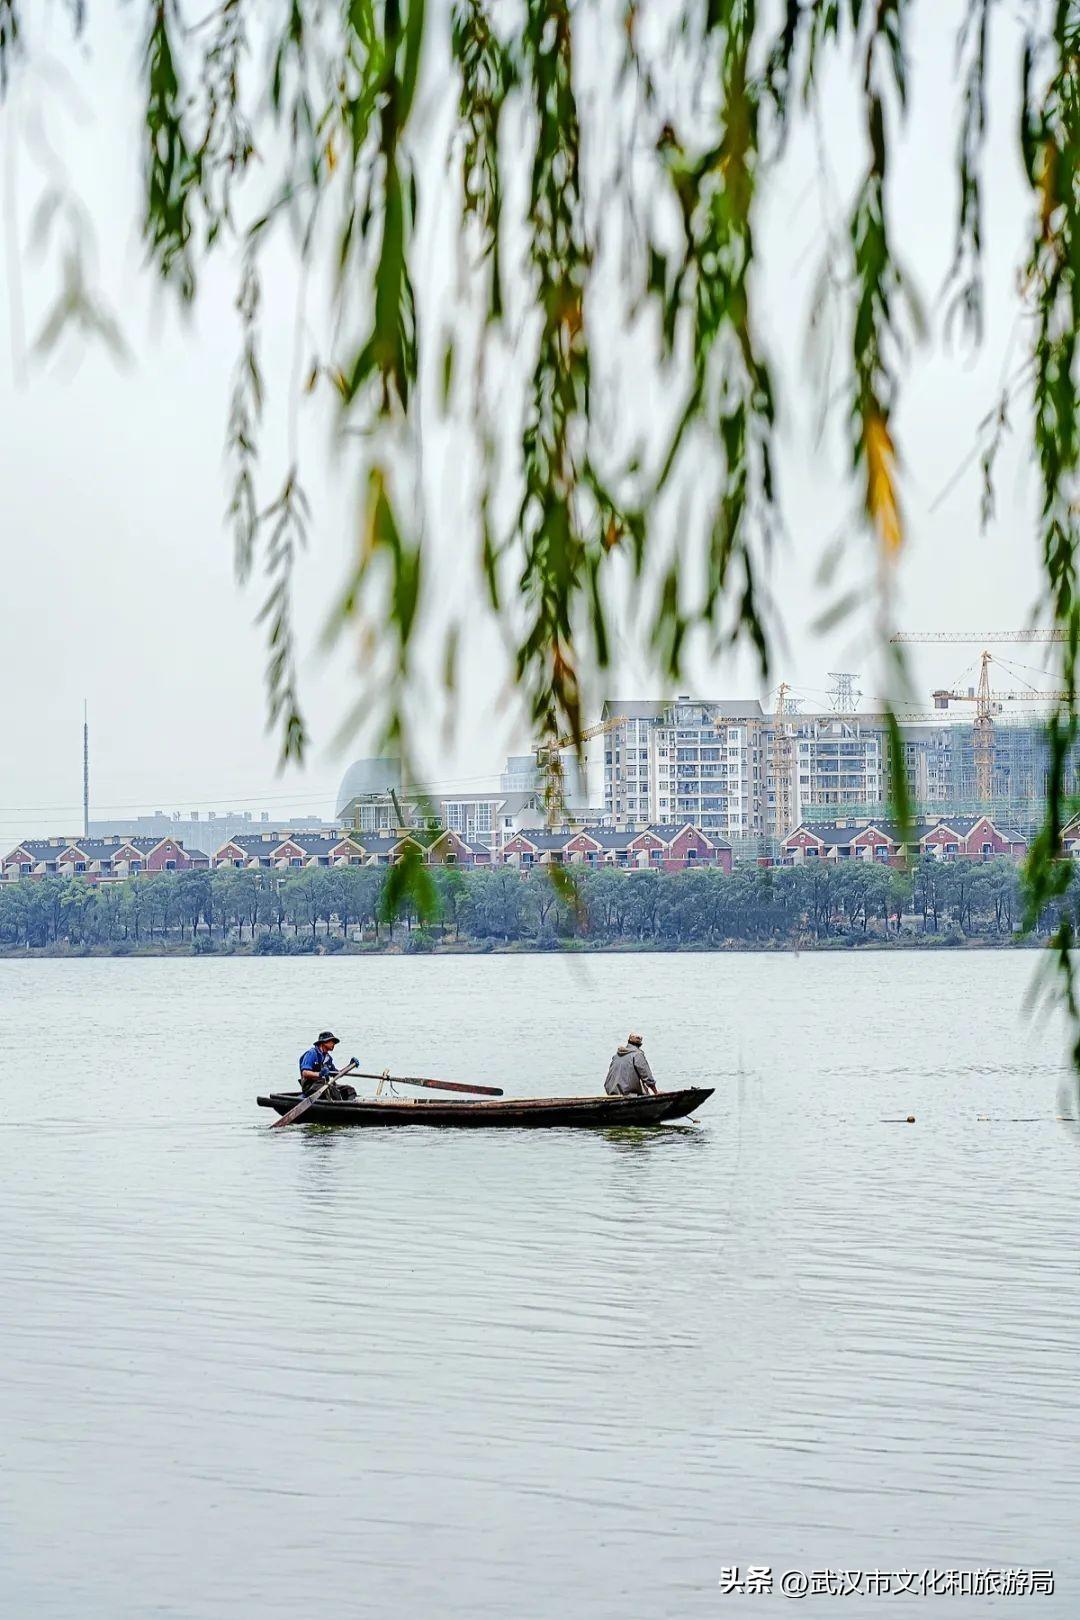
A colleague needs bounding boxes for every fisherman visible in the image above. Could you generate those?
[604,1032,659,1096]
[299,1031,358,1101]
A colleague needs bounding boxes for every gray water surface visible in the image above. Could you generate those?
[2,951,1078,1619]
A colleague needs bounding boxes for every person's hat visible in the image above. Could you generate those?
[316,1031,340,1044]
[627,1032,643,1046]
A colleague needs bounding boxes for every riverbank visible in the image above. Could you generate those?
[0,933,1044,959]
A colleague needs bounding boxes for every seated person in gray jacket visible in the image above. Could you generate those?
[604,1032,658,1096]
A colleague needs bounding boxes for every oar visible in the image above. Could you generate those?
[271,1059,359,1128]
[351,1071,503,1097]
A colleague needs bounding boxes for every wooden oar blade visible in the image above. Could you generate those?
[271,1063,358,1127]
[351,1071,504,1096]
[391,1075,504,1096]
[271,1089,324,1127]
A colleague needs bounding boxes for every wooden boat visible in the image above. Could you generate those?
[256,1086,714,1129]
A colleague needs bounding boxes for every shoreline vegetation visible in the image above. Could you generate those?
[0,935,1045,960]
[0,859,1061,959]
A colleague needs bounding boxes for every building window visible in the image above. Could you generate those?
[875,846,888,861]
[981,842,992,861]
[165,860,176,871]
[74,861,86,872]
[290,857,303,867]
[686,848,698,862]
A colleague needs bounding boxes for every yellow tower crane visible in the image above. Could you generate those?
[889,629,1067,644]
[889,636,1070,801]
[770,683,797,841]
[535,716,627,829]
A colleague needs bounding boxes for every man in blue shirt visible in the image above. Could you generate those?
[299,1031,358,1100]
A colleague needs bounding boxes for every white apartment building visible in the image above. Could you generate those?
[603,699,890,852]
[603,700,768,845]
[792,717,886,816]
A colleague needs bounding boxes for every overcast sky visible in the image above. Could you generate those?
[0,1,1053,839]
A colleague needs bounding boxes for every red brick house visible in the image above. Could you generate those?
[783,815,1026,866]
[1062,813,1080,857]
[422,830,491,867]
[500,830,576,868]
[500,823,731,872]
[211,831,369,869]
[647,823,733,873]
[1,835,209,883]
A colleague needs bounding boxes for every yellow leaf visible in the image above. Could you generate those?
[1038,143,1058,243]
[864,412,903,556]
[325,136,337,174]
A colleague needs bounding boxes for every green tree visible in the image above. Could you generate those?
[7,4,1080,1044]
[886,869,913,934]
[623,870,661,942]
[282,870,324,940]
[431,865,469,941]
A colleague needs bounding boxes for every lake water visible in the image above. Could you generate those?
[2,951,1079,1619]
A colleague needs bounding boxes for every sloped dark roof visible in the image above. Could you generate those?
[506,830,574,850]
[787,813,1025,847]
[577,829,631,849]
[4,839,68,860]
[494,791,544,814]
[645,822,730,847]
[217,830,351,856]
[357,834,421,854]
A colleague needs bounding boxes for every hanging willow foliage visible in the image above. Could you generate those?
[3,1,1080,1056]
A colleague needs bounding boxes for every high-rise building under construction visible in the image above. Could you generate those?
[601,699,1079,860]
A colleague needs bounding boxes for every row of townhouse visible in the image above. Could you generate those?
[3,821,732,884]
[209,829,492,870]
[0,828,488,884]
[780,814,1028,867]
[502,823,732,871]
[216,824,731,873]
[1,834,210,883]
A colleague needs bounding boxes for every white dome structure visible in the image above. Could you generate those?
[335,757,403,818]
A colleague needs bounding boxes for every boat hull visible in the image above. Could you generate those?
[257,1087,714,1128]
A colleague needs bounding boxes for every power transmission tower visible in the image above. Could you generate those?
[827,672,861,713]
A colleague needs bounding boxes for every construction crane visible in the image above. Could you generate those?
[536,716,627,829]
[770,683,797,842]
[888,634,1068,799]
[889,630,1066,644]
[893,651,1070,801]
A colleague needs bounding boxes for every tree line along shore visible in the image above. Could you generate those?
[0,857,1060,956]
